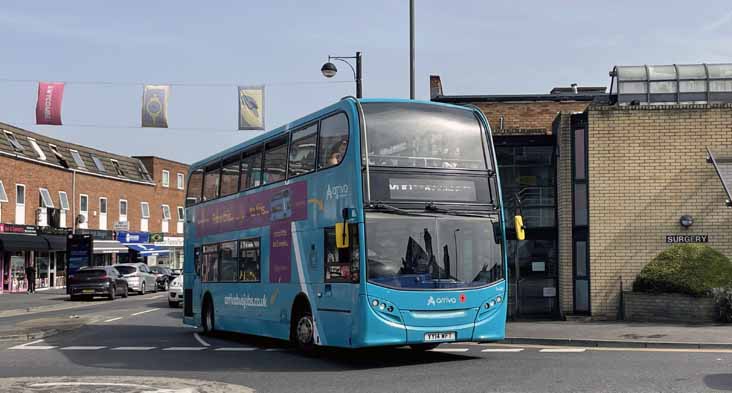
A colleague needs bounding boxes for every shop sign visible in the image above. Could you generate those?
[149,232,164,242]
[113,221,129,231]
[37,226,69,236]
[0,224,38,235]
[153,237,183,247]
[116,231,149,243]
[665,234,709,244]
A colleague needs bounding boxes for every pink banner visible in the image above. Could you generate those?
[35,82,65,125]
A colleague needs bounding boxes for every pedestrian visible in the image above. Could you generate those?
[25,265,36,294]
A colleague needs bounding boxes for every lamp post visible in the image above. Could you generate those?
[321,52,362,98]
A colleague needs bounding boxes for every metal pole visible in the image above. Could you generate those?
[356,52,362,99]
[409,0,415,99]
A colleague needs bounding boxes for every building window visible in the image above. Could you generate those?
[288,123,318,178]
[238,238,260,282]
[79,194,88,213]
[69,149,87,169]
[110,159,125,176]
[202,244,219,282]
[177,206,185,221]
[15,184,25,206]
[318,113,349,169]
[27,137,46,160]
[39,188,54,208]
[119,199,128,218]
[571,116,590,314]
[58,191,69,210]
[140,202,150,218]
[3,130,24,152]
[48,144,69,168]
[99,197,108,214]
[0,180,8,203]
[162,170,170,187]
[91,155,106,172]
[263,136,288,185]
[161,204,171,220]
[177,173,184,190]
[219,241,238,282]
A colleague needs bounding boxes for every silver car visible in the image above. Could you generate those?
[168,275,183,308]
[113,263,158,295]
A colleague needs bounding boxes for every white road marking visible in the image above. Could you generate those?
[60,346,106,350]
[193,332,211,347]
[9,340,57,350]
[540,348,587,353]
[482,348,525,352]
[162,347,207,351]
[111,346,156,351]
[215,347,258,351]
[131,308,159,316]
[18,339,44,346]
[103,317,123,323]
[430,348,470,353]
[264,348,285,352]
[149,295,164,299]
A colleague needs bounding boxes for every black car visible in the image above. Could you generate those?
[150,265,175,291]
[69,267,129,300]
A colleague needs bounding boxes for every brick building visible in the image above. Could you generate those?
[0,122,188,293]
[432,63,732,319]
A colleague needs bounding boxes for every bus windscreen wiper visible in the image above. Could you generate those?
[424,202,493,218]
[365,202,430,216]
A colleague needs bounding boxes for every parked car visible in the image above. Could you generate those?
[150,265,175,291]
[113,263,157,295]
[168,275,183,308]
[171,268,182,277]
[69,267,128,300]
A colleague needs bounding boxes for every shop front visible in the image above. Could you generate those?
[0,224,68,293]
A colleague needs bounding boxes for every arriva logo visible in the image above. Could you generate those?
[426,296,457,306]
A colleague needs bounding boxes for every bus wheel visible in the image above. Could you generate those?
[202,299,215,335]
[410,343,439,351]
[293,309,315,353]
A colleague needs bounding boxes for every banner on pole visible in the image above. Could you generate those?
[142,85,170,128]
[238,86,265,130]
[35,82,65,125]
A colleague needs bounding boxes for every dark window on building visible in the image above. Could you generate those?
[571,116,590,314]
[220,155,240,197]
[263,137,288,185]
[238,238,260,282]
[288,123,318,177]
[573,184,588,226]
[202,244,219,282]
[70,150,86,169]
[110,159,125,176]
[240,148,263,191]
[91,155,106,172]
[48,144,69,168]
[3,131,24,152]
[319,113,349,169]
[574,129,586,181]
[575,241,587,277]
[186,169,204,206]
[219,241,238,281]
[324,224,360,283]
[202,163,221,201]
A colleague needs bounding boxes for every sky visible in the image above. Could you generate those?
[1,0,731,164]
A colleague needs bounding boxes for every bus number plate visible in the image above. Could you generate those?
[424,332,456,342]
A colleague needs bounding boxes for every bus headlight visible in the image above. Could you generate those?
[371,299,379,307]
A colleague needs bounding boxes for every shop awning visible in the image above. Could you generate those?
[0,233,53,252]
[124,243,170,256]
[93,240,129,254]
[43,235,67,251]
[707,147,732,207]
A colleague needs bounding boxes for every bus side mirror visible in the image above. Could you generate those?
[335,222,349,249]
[514,215,526,241]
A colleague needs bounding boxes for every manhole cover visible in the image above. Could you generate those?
[0,376,254,393]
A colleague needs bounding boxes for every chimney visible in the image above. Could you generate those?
[571,83,578,94]
[430,75,444,99]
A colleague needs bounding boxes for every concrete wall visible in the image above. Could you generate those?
[587,104,732,318]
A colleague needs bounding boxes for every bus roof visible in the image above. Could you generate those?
[190,97,476,170]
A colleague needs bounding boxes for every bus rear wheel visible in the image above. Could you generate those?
[202,298,215,335]
[292,309,315,353]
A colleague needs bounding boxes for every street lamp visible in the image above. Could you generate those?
[321,52,362,98]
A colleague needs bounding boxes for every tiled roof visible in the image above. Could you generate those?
[0,122,155,184]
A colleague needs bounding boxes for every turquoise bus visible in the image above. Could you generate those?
[182,97,514,351]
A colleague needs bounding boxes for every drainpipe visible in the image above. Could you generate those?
[71,170,76,235]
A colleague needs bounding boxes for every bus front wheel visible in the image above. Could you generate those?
[292,309,315,353]
[202,298,215,335]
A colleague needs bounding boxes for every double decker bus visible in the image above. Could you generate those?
[182,98,516,351]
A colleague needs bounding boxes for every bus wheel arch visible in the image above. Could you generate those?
[290,293,315,353]
[201,292,215,335]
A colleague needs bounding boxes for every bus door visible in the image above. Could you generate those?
[314,223,360,347]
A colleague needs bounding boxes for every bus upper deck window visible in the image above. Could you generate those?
[319,113,349,169]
